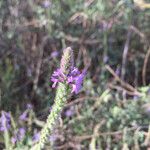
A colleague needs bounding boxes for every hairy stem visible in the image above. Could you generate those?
[32,83,69,150]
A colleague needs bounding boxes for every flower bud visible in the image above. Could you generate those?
[60,47,74,75]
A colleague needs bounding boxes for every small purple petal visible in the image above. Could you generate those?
[70,67,80,76]
[71,84,76,93]
[65,107,75,117]
[0,126,7,131]
[0,111,11,131]
[18,128,26,140]
[32,132,40,142]
[67,76,74,83]
[71,71,86,94]
[11,137,17,144]
[52,81,58,88]
[19,111,28,121]
[51,69,66,88]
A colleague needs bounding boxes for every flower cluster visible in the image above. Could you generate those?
[0,111,11,131]
[51,67,86,94]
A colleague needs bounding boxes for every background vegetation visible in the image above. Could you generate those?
[0,0,150,149]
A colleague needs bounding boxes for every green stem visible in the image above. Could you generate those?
[32,83,69,150]
[4,129,10,150]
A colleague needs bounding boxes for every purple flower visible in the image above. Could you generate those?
[51,69,66,88]
[19,111,28,121]
[18,128,26,140]
[71,71,86,94]
[11,136,17,144]
[0,111,11,131]
[11,128,26,144]
[32,132,40,142]
[51,47,86,94]
[65,106,75,117]
[51,67,86,94]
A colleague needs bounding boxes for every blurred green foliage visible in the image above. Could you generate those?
[0,0,150,149]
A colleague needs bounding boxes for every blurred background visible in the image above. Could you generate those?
[0,0,150,149]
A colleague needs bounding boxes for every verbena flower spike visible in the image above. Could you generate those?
[32,47,86,150]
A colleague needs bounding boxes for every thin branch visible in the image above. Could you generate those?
[74,127,137,141]
[121,29,132,100]
[105,65,142,96]
[65,96,98,108]
[142,47,150,85]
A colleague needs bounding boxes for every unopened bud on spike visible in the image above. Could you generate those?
[60,47,74,75]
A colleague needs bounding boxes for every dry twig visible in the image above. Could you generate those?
[105,65,142,96]
[142,47,150,85]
